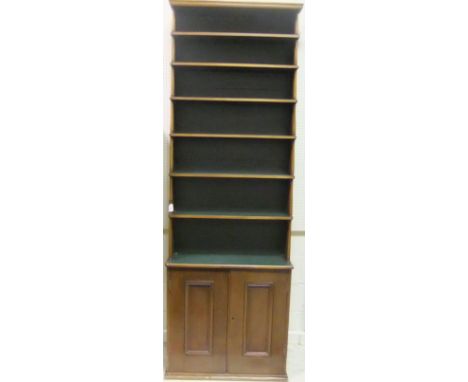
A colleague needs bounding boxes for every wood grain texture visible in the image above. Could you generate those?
[166,269,291,377]
[184,280,214,355]
[243,283,274,356]
[167,270,228,373]
[227,270,291,375]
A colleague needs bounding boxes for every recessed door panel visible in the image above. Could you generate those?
[185,281,214,355]
[244,283,273,356]
[227,270,291,375]
[167,270,228,373]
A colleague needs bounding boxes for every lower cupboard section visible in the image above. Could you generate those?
[166,269,291,378]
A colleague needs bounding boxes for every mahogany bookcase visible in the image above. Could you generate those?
[165,1,302,379]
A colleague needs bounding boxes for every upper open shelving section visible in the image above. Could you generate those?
[168,0,301,268]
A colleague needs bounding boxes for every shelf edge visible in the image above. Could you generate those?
[171,96,297,103]
[171,172,294,179]
[172,31,299,39]
[172,61,298,70]
[171,133,296,140]
[170,0,303,10]
[166,261,293,270]
[170,213,292,220]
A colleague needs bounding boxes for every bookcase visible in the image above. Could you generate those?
[166,1,302,380]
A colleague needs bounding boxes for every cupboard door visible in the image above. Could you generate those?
[227,270,291,375]
[167,270,228,373]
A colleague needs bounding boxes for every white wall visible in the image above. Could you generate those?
[162,1,305,346]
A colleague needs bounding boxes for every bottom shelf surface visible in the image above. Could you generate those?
[167,252,291,268]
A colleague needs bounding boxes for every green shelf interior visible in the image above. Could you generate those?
[173,177,290,216]
[173,219,289,257]
[174,7,299,34]
[169,5,298,269]
[173,101,293,135]
[173,138,292,174]
[174,36,296,65]
[169,252,290,266]
[174,67,294,99]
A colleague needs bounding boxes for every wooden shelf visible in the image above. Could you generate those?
[172,208,289,218]
[172,31,299,39]
[170,212,292,220]
[171,172,294,179]
[172,61,298,70]
[170,0,303,11]
[171,133,295,140]
[172,96,296,103]
[167,252,292,269]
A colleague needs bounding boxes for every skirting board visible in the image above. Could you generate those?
[165,372,288,381]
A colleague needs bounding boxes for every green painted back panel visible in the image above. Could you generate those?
[174,101,293,135]
[174,7,298,34]
[175,37,296,65]
[173,178,290,215]
[173,138,292,174]
[175,67,294,98]
[173,219,288,256]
